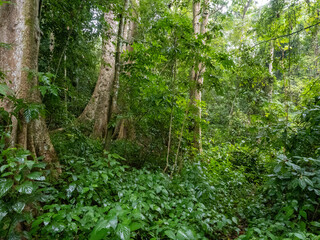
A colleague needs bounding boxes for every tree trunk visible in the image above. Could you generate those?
[269,40,274,75]
[79,1,129,141]
[312,9,319,76]
[78,11,118,139]
[0,0,58,168]
[268,40,274,99]
[107,0,137,142]
[189,0,209,153]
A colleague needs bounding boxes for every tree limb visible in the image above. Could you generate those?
[252,21,320,48]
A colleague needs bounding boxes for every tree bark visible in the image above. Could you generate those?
[107,0,137,142]
[268,40,274,99]
[189,0,209,153]
[78,11,118,139]
[269,40,274,75]
[312,9,319,76]
[0,0,58,167]
[79,1,130,141]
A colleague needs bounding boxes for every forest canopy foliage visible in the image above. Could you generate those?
[1,0,320,239]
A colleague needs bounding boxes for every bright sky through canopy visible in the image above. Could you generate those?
[256,0,270,7]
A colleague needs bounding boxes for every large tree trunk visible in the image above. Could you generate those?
[0,0,58,167]
[79,1,129,141]
[189,0,209,153]
[78,11,118,139]
[111,0,137,142]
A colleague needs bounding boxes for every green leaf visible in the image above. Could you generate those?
[1,172,13,177]
[0,165,9,173]
[176,228,195,240]
[16,181,34,194]
[232,216,238,224]
[0,205,8,221]
[66,183,76,198]
[116,224,130,240]
[89,218,113,240]
[14,174,22,182]
[293,232,305,239]
[304,177,313,187]
[165,230,176,239]
[298,178,306,190]
[33,162,46,169]
[129,222,143,231]
[311,221,320,227]
[285,208,294,218]
[32,218,44,228]
[26,160,35,170]
[27,172,45,181]
[50,222,65,233]
[299,210,307,219]
[0,210,7,222]
[39,86,47,96]
[0,179,13,197]
[0,84,13,96]
[107,213,118,229]
[274,164,282,173]
[12,202,25,213]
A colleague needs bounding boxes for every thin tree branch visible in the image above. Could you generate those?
[251,21,320,48]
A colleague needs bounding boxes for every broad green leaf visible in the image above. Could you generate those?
[27,172,45,181]
[33,162,46,168]
[116,224,130,240]
[32,218,44,228]
[129,222,143,231]
[89,219,112,240]
[89,215,118,240]
[0,84,13,96]
[66,183,76,198]
[0,179,13,197]
[298,178,306,190]
[0,205,7,221]
[14,174,22,182]
[232,216,238,224]
[176,228,195,240]
[311,221,320,227]
[299,210,307,219]
[50,222,65,233]
[293,232,305,239]
[304,177,313,187]
[107,213,118,229]
[1,172,13,177]
[26,160,35,170]
[13,202,25,213]
[285,208,294,218]
[16,181,34,194]
[0,165,9,173]
[274,164,282,173]
[165,230,176,239]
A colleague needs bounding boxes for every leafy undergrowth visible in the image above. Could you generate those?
[28,128,249,239]
[1,126,320,239]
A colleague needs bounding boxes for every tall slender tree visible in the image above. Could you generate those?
[189,0,209,153]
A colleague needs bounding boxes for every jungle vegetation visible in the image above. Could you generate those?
[1,0,320,239]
